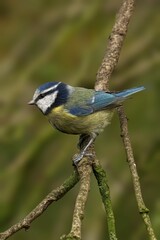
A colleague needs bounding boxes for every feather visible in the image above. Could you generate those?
[68,86,145,116]
[69,106,93,116]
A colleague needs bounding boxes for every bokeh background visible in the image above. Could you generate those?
[0,0,160,239]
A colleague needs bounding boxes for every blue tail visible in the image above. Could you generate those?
[93,86,145,111]
[114,86,145,99]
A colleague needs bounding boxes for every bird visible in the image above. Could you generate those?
[28,81,144,164]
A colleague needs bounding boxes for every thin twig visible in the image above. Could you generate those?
[118,107,157,240]
[0,171,79,240]
[61,159,92,240]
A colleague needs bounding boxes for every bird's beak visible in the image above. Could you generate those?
[28,100,35,105]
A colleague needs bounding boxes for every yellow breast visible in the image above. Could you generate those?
[47,106,114,135]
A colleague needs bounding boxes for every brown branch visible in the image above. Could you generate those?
[118,107,157,240]
[0,171,79,240]
[95,0,135,91]
[92,0,136,239]
[94,0,157,239]
[0,1,157,240]
[61,159,92,240]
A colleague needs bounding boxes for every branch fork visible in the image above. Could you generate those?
[0,0,157,239]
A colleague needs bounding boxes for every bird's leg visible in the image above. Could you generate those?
[77,134,90,149]
[73,133,97,165]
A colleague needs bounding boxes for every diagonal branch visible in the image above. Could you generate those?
[118,107,157,240]
[0,171,79,240]
[95,0,135,92]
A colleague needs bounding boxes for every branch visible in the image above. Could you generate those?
[92,0,136,239]
[0,171,79,240]
[118,107,157,240]
[0,1,157,240]
[95,0,135,91]
[61,159,92,240]
[94,0,157,239]
[93,158,117,240]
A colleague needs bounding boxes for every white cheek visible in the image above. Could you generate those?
[36,91,58,113]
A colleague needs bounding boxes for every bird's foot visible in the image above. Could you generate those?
[74,133,97,166]
[73,153,84,165]
[73,152,94,166]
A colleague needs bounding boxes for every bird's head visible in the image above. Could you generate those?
[28,81,72,114]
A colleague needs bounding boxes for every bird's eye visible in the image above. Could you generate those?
[39,93,45,98]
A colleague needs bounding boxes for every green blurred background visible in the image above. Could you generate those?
[0,0,160,239]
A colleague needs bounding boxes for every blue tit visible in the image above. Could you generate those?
[28,81,144,164]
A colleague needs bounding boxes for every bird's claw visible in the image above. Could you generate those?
[73,152,94,166]
[73,153,84,165]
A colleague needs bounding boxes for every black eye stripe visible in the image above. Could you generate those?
[35,88,57,102]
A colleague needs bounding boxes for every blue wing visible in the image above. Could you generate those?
[68,91,118,116]
[69,106,93,116]
[91,92,117,111]
[68,86,144,116]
